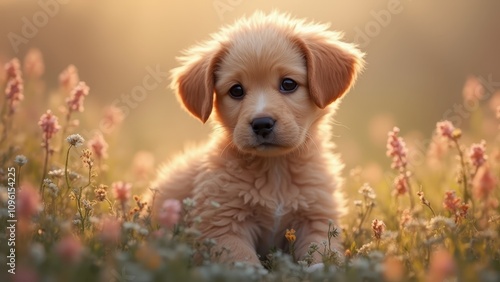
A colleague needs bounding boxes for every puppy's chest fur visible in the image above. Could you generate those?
[194,153,334,251]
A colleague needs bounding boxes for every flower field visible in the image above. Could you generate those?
[1,51,499,281]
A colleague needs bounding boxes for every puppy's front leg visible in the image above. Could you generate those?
[212,233,260,265]
[195,204,261,265]
[294,220,342,264]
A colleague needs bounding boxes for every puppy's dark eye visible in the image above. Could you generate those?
[229,84,245,99]
[280,78,298,93]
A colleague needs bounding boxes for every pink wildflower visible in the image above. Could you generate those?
[443,191,461,212]
[18,184,42,218]
[55,235,84,264]
[66,81,89,113]
[458,203,469,222]
[158,199,182,228]
[371,219,386,240]
[23,48,45,78]
[468,140,487,169]
[112,181,132,203]
[4,58,21,80]
[436,120,461,141]
[472,165,496,199]
[38,110,61,146]
[5,75,24,114]
[443,190,469,223]
[59,64,79,92]
[386,127,407,171]
[393,173,409,196]
[88,133,109,160]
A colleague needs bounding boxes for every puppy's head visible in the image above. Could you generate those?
[171,11,364,156]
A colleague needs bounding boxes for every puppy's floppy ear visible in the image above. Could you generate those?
[295,32,365,108]
[171,43,226,123]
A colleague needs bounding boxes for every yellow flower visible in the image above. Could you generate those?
[285,228,296,243]
[452,128,462,140]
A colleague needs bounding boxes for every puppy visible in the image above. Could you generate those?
[151,11,364,265]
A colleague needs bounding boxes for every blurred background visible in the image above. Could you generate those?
[1,0,499,179]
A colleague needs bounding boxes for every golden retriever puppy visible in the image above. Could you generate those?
[151,11,364,265]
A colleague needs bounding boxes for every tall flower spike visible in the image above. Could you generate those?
[5,75,24,114]
[88,133,108,160]
[94,184,108,202]
[4,58,21,80]
[38,110,61,146]
[112,181,131,203]
[80,149,93,169]
[442,190,469,223]
[372,219,385,240]
[386,127,408,171]
[436,120,461,141]
[158,199,182,229]
[59,64,79,92]
[393,173,409,197]
[443,191,461,212]
[66,82,89,113]
[469,140,487,169]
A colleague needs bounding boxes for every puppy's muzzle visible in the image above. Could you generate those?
[251,117,275,140]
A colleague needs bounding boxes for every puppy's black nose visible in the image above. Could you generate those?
[251,117,275,138]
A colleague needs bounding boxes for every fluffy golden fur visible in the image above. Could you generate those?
[151,11,364,265]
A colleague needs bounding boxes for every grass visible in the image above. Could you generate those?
[0,54,499,281]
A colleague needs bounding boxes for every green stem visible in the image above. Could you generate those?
[76,188,85,234]
[356,201,373,235]
[398,154,415,210]
[105,198,114,214]
[78,158,93,235]
[39,142,50,197]
[64,145,73,194]
[59,111,72,159]
[428,205,436,217]
[453,139,469,203]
